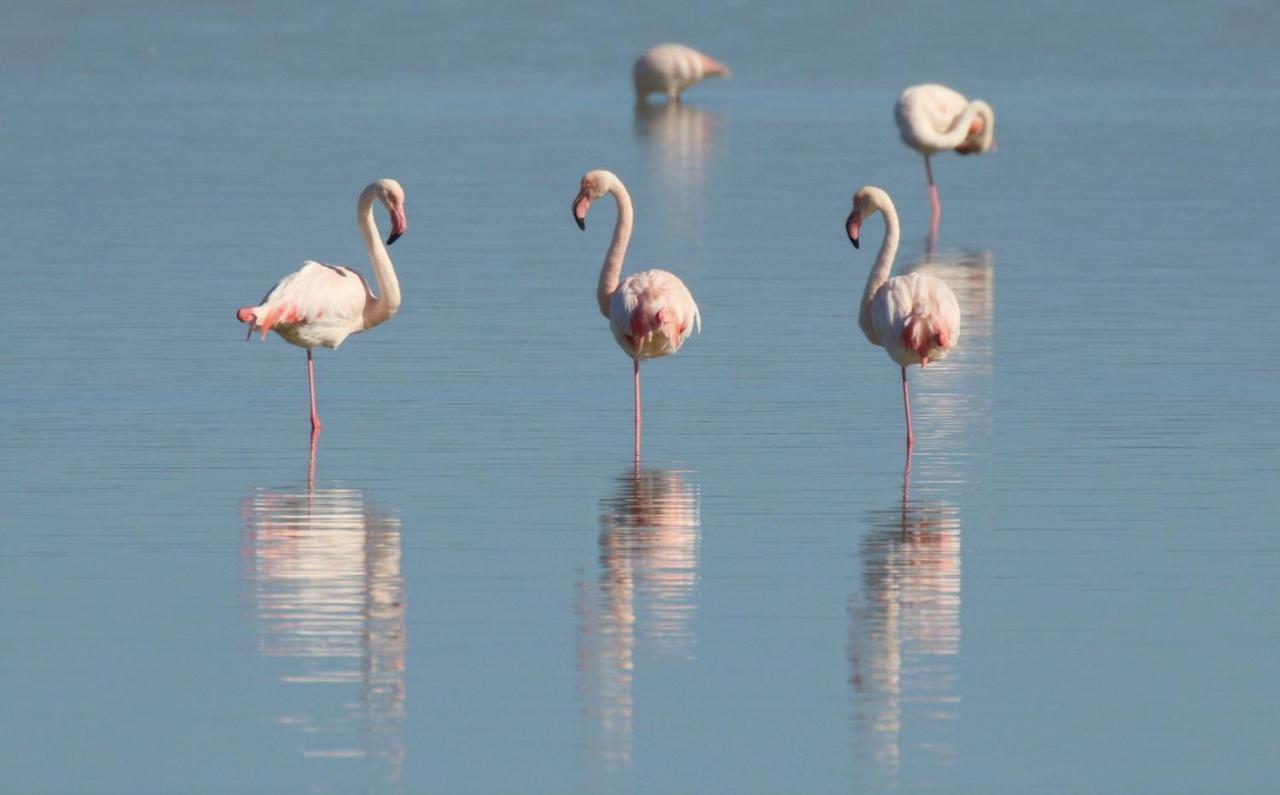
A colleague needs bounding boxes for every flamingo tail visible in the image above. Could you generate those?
[901,311,950,367]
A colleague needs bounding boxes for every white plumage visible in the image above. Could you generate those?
[895,83,995,155]
[609,269,701,361]
[894,84,996,234]
[243,261,371,349]
[633,44,730,102]
[870,272,962,368]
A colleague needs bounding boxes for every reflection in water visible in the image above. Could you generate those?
[849,460,961,787]
[634,102,721,226]
[576,468,701,786]
[904,249,994,461]
[240,475,406,788]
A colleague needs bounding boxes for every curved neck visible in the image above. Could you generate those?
[858,199,900,344]
[597,180,634,317]
[358,191,400,330]
[927,102,987,150]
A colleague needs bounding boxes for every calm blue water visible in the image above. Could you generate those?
[3,1,1279,792]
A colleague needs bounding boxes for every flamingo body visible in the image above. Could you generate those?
[870,271,961,369]
[894,84,993,156]
[609,269,701,361]
[238,261,371,349]
[634,44,730,102]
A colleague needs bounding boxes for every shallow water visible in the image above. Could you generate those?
[3,1,1279,792]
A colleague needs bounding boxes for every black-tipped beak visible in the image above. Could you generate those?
[846,210,861,249]
[386,204,407,246]
[572,194,590,230]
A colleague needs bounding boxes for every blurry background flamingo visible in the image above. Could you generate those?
[894,84,996,240]
[633,44,731,104]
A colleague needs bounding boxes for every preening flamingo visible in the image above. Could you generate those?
[236,179,407,434]
[846,186,960,449]
[572,169,701,459]
[634,44,730,103]
[894,84,996,237]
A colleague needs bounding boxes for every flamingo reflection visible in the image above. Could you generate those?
[902,249,995,459]
[240,467,406,787]
[849,458,961,786]
[576,468,701,781]
[634,102,721,227]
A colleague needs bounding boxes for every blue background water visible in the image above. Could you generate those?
[2,1,1278,792]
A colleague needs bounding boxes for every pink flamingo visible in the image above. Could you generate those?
[634,44,731,103]
[846,186,960,449]
[236,179,407,435]
[894,84,996,238]
[573,169,701,459]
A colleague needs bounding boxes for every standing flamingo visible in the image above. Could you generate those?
[846,186,960,449]
[236,179,407,435]
[572,169,701,459]
[633,44,730,103]
[894,84,996,238]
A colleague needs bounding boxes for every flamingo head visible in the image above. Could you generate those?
[954,101,996,155]
[373,178,408,245]
[846,186,892,249]
[572,169,618,231]
[698,53,732,79]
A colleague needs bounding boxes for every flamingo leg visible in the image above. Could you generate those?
[924,155,941,235]
[307,349,323,433]
[307,430,318,490]
[901,366,915,450]
[633,359,642,461]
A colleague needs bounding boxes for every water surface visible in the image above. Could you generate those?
[2,1,1278,792]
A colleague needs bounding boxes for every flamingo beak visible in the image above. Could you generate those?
[846,210,861,249]
[573,194,590,230]
[386,204,407,245]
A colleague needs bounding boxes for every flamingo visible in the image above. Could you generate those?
[846,186,960,450]
[236,179,407,435]
[572,169,701,459]
[894,84,996,238]
[633,44,730,103]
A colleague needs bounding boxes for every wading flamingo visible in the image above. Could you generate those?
[236,179,407,435]
[572,169,701,460]
[634,44,730,103]
[846,186,960,450]
[894,84,996,239]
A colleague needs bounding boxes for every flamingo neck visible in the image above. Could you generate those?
[858,199,900,345]
[597,178,634,317]
[358,190,400,330]
[947,102,992,150]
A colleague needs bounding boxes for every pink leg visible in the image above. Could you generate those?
[633,359,642,461]
[307,430,318,490]
[901,366,915,450]
[307,349,322,433]
[924,155,941,233]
